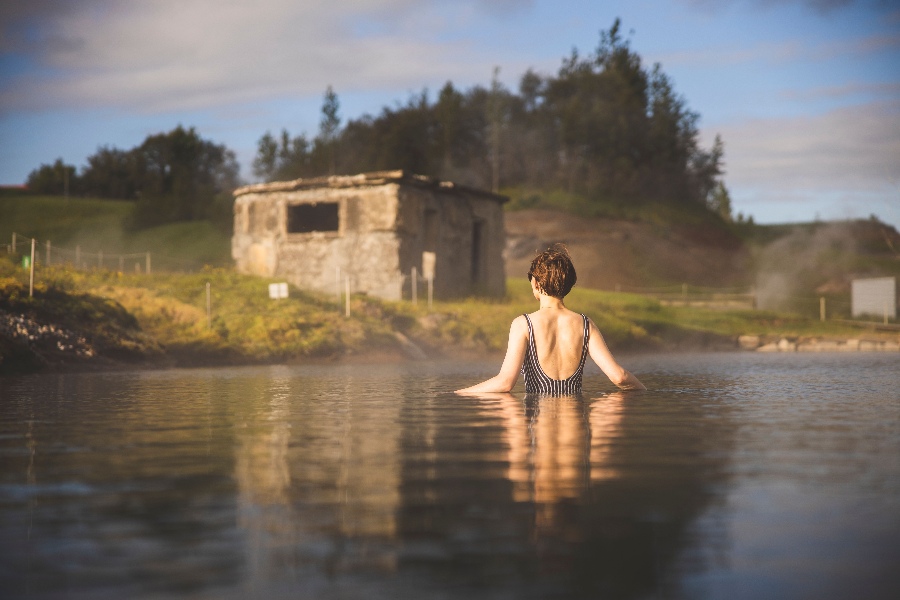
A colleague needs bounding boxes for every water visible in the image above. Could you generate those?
[0,352,897,599]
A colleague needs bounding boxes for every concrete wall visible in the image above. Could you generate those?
[394,186,505,299]
[232,176,505,300]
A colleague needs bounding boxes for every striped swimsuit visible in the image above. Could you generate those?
[521,313,590,395]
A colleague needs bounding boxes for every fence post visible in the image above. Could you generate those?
[146,253,151,274]
[46,240,51,265]
[427,275,433,311]
[336,266,341,305]
[411,266,418,306]
[29,238,35,297]
[345,275,351,317]
[820,297,826,322]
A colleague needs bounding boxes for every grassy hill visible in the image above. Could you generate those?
[0,194,231,271]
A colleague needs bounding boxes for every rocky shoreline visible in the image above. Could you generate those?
[738,335,900,352]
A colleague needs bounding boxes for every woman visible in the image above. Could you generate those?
[456,244,645,394]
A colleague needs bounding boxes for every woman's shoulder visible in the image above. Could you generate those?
[511,314,530,329]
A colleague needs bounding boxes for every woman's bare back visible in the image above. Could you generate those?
[526,307,586,380]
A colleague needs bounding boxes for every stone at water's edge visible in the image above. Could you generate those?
[753,336,900,352]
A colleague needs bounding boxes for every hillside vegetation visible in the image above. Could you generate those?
[3,253,887,376]
[2,193,898,374]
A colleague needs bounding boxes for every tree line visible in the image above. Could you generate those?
[26,20,732,227]
[253,20,732,219]
[26,125,239,229]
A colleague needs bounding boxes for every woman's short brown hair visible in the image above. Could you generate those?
[527,243,577,298]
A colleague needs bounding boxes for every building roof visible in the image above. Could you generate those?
[233,170,508,203]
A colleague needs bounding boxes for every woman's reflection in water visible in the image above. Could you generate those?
[479,391,668,596]
[482,391,625,503]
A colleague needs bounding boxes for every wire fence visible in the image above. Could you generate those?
[4,231,229,274]
[6,232,151,274]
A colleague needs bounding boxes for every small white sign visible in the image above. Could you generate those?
[422,251,436,280]
[269,282,289,299]
[851,277,895,318]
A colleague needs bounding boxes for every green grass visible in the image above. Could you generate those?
[0,194,231,270]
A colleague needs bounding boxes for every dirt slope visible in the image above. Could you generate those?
[504,209,751,291]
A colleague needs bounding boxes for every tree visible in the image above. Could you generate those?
[248,19,728,214]
[319,86,341,175]
[130,125,240,228]
[252,132,279,181]
[690,134,725,207]
[435,81,465,175]
[707,181,733,221]
[26,159,78,196]
[487,68,505,192]
[80,146,139,200]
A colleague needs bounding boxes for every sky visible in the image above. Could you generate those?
[1,0,898,228]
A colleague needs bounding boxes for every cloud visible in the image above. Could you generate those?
[709,99,900,193]
[0,0,528,114]
[780,81,900,102]
[660,32,900,68]
[681,0,858,15]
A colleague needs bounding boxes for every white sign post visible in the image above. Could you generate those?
[422,252,436,310]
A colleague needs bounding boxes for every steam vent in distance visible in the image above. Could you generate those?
[232,171,508,300]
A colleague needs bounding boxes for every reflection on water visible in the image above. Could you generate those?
[0,353,898,599]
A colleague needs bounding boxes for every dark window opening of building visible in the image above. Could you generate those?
[287,203,339,234]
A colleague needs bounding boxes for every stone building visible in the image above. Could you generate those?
[232,171,507,300]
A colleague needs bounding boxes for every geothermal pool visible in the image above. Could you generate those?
[1,352,898,599]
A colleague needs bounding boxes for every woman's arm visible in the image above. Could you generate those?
[455,316,529,394]
[587,319,646,390]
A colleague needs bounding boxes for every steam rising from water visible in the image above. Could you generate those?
[754,223,860,310]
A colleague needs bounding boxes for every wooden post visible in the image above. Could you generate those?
[29,238,35,297]
[411,266,418,306]
[146,252,151,274]
[46,240,51,265]
[427,276,433,311]
[345,276,351,317]
[206,282,211,329]
[820,297,826,322]
[336,267,341,304]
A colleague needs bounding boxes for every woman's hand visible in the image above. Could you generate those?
[455,316,529,393]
